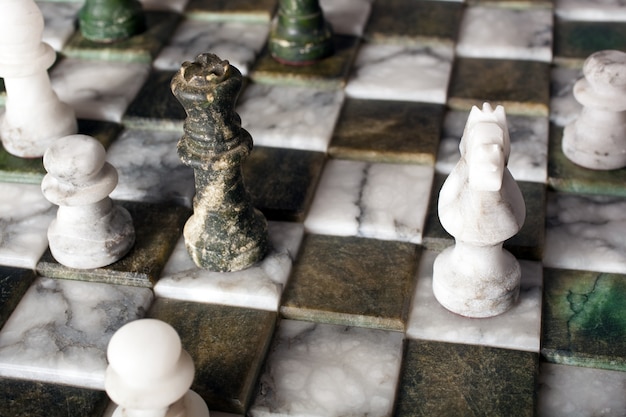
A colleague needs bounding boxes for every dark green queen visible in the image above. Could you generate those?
[171,53,268,272]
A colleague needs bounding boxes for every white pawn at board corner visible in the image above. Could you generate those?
[0,0,77,158]
[105,319,210,417]
[41,134,135,269]
[433,103,526,318]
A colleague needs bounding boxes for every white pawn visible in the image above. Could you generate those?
[105,319,210,417]
[562,50,626,170]
[41,134,134,269]
[433,103,526,318]
[0,0,77,158]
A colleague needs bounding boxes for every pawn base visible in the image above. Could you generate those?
[562,121,626,170]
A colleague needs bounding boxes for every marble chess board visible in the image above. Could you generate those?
[0,0,625,415]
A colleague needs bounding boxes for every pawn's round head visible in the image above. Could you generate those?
[583,50,626,96]
[43,135,107,182]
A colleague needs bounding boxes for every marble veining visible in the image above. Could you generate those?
[320,0,373,36]
[0,277,153,389]
[154,222,304,311]
[0,183,56,269]
[304,159,434,244]
[555,0,626,21]
[345,43,454,104]
[544,192,626,274]
[437,110,549,183]
[249,319,404,417]
[50,58,151,123]
[153,19,269,75]
[236,83,345,152]
[106,129,195,207]
[142,0,190,12]
[38,1,83,51]
[455,6,553,62]
[537,362,626,417]
[549,66,583,127]
[407,250,543,352]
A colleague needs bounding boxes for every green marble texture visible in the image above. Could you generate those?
[251,35,360,89]
[542,268,626,371]
[447,57,551,117]
[394,339,539,417]
[185,0,277,22]
[554,20,626,66]
[281,234,420,331]
[0,119,122,184]
[423,174,546,261]
[64,11,181,63]
[79,0,146,43]
[0,377,109,417]
[243,146,326,222]
[148,298,277,415]
[0,267,36,330]
[37,202,190,287]
[365,0,464,46]
[123,70,186,131]
[328,99,444,165]
[548,124,626,197]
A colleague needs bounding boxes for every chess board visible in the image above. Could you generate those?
[0,0,625,415]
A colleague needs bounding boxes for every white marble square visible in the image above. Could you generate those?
[0,277,153,389]
[544,192,626,274]
[50,58,151,123]
[248,319,404,417]
[555,0,626,21]
[550,66,583,127]
[436,110,549,183]
[39,1,83,52]
[537,363,626,417]
[237,83,344,152]
[321,0,372,36]
[154,222,304,311]
[153,19,269,75]
[345,43,454,104]
[304,159,434,244]
[106,129,195,208]
[406,250,543,352]
[0,183,55,270]
[455,6,553,62]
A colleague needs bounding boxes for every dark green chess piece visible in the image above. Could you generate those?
[171,53,268,272]
[269,0,334,65]
[79,0,146,43]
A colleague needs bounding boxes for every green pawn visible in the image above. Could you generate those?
[269,0,334,65]
[79,0,146,43]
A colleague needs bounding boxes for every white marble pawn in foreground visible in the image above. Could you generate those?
[105,319,210,417]
[41,134,135,269]
[433,103,526,318]
[562,50,626,170]
[0,0,77,158]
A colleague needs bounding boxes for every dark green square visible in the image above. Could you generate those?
[123,70,186,131]
[185,0,277,22]
[63,11,182,63]
[36,201,190,287]
[0,266,36,330]
[280,234,420,331]
[542,268,626,371]
[148,298,277,415]
[243,146,326,222]
[364,0,464,46]
[0,119,122,184]
[548,124,626,197]
[447,57,551,116]
[328,99,444,165]
[0,378,109,417]
[554,19,626,66]
[394,339,538,417]
[251,35,360,89]
[422,174,546,261]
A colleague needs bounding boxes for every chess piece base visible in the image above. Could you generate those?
[562,114,626,170]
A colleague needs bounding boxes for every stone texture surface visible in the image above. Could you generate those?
[553,20,626,65]
[185,0,276,22]
[0,267,36,330]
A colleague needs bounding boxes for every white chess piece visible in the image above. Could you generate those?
[0,0,77,158]
[41,134,135,269]
[562,50,626,170]
[105,319,210,417]
[432,103,526,318]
